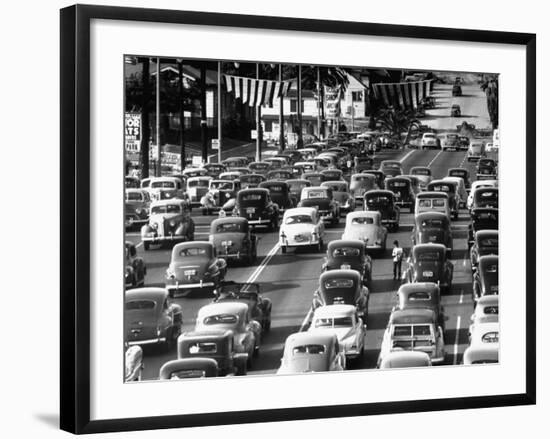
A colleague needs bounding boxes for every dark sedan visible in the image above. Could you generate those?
[403,244,454,293]
[411,212,453,251]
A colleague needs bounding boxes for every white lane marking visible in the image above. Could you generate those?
[427,149,444,168]
[244,242,281,286]
[300,308,314,332]
[399,149,416,163]
[459,153,468,168]
[453,315,462,365]
[459,288,464,305]
[136,242,143,249]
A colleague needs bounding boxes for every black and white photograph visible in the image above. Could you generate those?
[123,58,500,381]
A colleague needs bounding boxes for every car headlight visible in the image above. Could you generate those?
[169,220,176,227]
[135,207,143,215]
[225,192,230,198]
[166,268,176,279]
[375,239,382,246]
[151,222,158,230]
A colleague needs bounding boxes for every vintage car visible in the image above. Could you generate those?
[266,169,294,181]
[379,160,403,177]
[467,141,486,161]
[468,321,499,347]
[222,156,249,169]
[350,173,378,202]
[258,181,295,212]
[363,190,400,232]
[377,308,445,366]
[201,163,226,179]
[415,191,451,219]
[378,350,432,368]
[385,176,415,212]
[209,217,257,265]
[145,176,187,202]
[442,176,467,208]
[362,170,386,189]
[394,282,445,330]
[125,241,146,289]
[476,164,497,180]
[462,344,499,365]
[447,167,471,190]
[401,175,422,196]
[442,133,460,151]
[279,207,326,253]
[309,304,366,361]
[312,269,369,321]
[452,83,462,96]
[341,211,387,255]
[141,199,195,250]
[125,189,151,229]
[427,180,460,219]
[125,176,140,188]
[458,135,470,150]
[297,148,319,160]
[165,241,227,296]
[467,181,498,210]
[215,281,272,332]
[234,188,280,230]
[321,181,354,214]
[470,230,499,270]
[469,295,498,337]
[264,156,288,170]
[200,179,241,215]
[177,330,248,376]
[411,212,453,251]
[320,169,344,182]
[403,243,454,292]
[182,167,209,179]
[450,104,461,117]
[219,170,244,181]
[247,161,272,176]
[472,255,499,303]
[353,156,374,173]
[287,179,311,202]
[294,161,317,174]
[125,346,144,382]
[421,132,441,149]
[301,171,326,187]
[277,150,301,164]
[322,239,373,285]
[239,173,266,189]
[125,287,183,349]
[186,176,212,205]
[478,157,497,169]
[410,166,432,188]
[468,207,498,246]
[298,186,340,226]
[277,331,346,374]
[195,302,262,366]
[159,358,218,379]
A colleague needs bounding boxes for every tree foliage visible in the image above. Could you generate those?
[375,106,421,146]
[480,75,498,129]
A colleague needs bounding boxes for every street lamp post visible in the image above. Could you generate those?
[155,57,161,177]
[256,63,262,162]
[279,64,285,151]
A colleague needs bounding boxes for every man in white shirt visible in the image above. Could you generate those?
[392,240,404,280]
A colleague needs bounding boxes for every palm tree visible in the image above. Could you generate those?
[375,106,421,147]
[480,75,498,129]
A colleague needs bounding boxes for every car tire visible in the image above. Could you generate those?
[143,241,150,251]
[281,245,287,254]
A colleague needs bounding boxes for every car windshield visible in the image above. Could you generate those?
[314,317,353,328]
[366,196,390,206]
[351,216,374,225]
[478,191,498,199]
[292,344,325,355]
[285,215,313,225]
[188,180,209,188]
[421,219,445,228]
[324,279,354,289]
[126,300,156,310]
[215,223,243,233]
[481,332,499,343]
[407,292,432,301]
[179,247,208,257]
[203,314,238,325]
[431,184,453,192]
[450,171,466,178]
[151,204,180,214]
[242,176,262,183]
[151,181,175,188]
[480,237,498,247]
[353,175,373,182]
[188,342,217,354]
[388,181,408,188]
[332,247,360,257]
[126,192,143,201]
[485,264,498,273]
[424,134,436,139]
[393,325,432,337]
[419,199,445,208]
[306,190,328,199]
[483,306,499,315]
[210,181,234,190]
[416,251,440,261]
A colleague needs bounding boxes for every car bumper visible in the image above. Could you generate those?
[166,281,216,291]
[142,234,185,243]
[125,217,148,227]
[381,219,398,225]
[281,237,319,247]
[319,211,335,221]
[248,218,272,226]
[219,252,246,260]
[127,337,166,346]
[430,354,445,364]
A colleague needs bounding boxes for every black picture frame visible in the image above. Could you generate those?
[60,4,536,434]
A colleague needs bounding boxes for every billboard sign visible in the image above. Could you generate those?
[125,112,141,152]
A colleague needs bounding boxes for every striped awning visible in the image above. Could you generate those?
[372,79,433,109]
[224,75,294,107]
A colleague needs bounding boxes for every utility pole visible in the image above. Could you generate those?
[177,60,186,172]
[217,61,222,164]
[317,66,321,139]
[155,57,161,176]
[256,63,262,161]
[200,62,208,163]
[139,57,150,179]
[279,64,285,151]
[297,65,303,148]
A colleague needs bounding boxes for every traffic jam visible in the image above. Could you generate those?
[124,78,499,382]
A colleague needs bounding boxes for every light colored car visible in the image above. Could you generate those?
[298,186,340,225]
[462,344,499,365]
[468,321,499,347]
[421,133,441,149]
[467,141,486,161]
[279,207,326,253]
[277,331,346,374]
[469,295,498,338]
[442,176,467,208]
[321,181,354,214]
[141,199,195,250]
[378,350,432,369]
[125,188,151,229]
[308,304,366,361]
[378,308,446,366]
[186,176,212,205]
[415,191,451,219]
[410,166,432,189]
[341,210,387,254]
[195,302,262,366]
[467,180,498,210]
[145,176,187,202]
[350,173,378,202]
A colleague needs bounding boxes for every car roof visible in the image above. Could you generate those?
[477,295,499,306]
[284,206,317,216]
[416,191,448,198]
[312,304,357,318]
[211,217,248,227]
[180,329,232,341]
[239,188,269,195]
[398,282,439,295]
[365,189,394,197]
[475,230,498,239]
[125,287,167,303]
[150,199,187,207]
[415,211,449,222]
[463,344,499,364]
[380,351,431,368]
[320,269,361,282]
[347,210,381,220]
[479,254,498,267]
[197,301,249,318]
[285,331,336,348]
[327,239,365,250]
[187,176,212,181]
[412,243,446,253]
[390,308,436,324]
[173,241,213,251]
